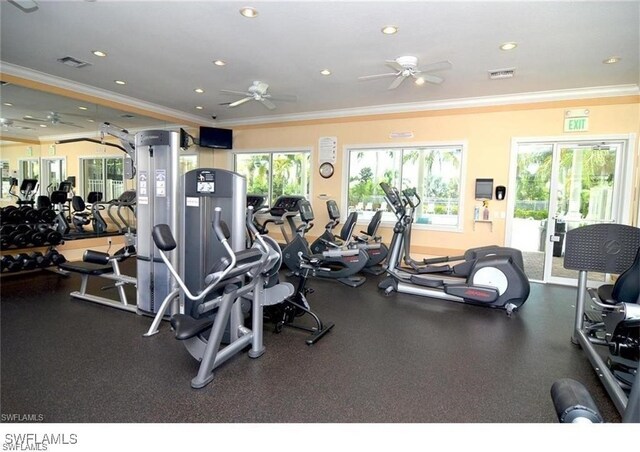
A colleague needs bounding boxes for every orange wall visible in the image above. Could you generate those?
[221,97,640,255]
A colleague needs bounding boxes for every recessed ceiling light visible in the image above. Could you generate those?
[213,60,226,66]
[240,7,258,18]
[3,102,13,107]
[39,124,47,128]
[381,25,398,35]
[603,56,621,64]
[195,106,204,110]
[194,88,205,93]
[87,119,95,123]
[320,69,331,76]
[414,77,426,86]
[500,42,518,51]
[78,106,88,110]
[92,50,107,57]
[114,80,126,85]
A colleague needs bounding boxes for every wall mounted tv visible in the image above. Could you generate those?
[199,127,233,149]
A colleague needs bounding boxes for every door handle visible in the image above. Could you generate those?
[550,235,560,242]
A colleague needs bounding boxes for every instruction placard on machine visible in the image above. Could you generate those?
[155,169,166,197]
[196,170,215,194]
[138,171,148,205]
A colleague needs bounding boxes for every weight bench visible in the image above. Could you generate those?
[59,249,138,313]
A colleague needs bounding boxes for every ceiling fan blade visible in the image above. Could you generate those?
[220,89,251,97]
[388,75,406,90]
[8,0,39,13]
[59,121,84,128]
[259,98,277,110]
[385,60,405,72]
[419,60,453,73]
[228,97,252,108]
[267,93,297,102]
[421,74,444,84]
[358,72,397,80]
[22,116,47,122]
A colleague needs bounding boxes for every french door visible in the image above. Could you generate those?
[507,138,632,285]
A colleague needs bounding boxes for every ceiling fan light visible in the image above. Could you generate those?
[194,88,205,93]
[320,69,331,76]
[213,60,226,66]
[92,50,107,57]
[414,77,426,86]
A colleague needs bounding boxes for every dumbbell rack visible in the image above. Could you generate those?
[1,205,68,274]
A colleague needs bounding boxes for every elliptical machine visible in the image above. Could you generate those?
[398,187,524,276]
[378,182,530,315]
[150,206,294,389]
[282,199,369,288]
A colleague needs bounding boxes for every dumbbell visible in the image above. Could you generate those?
[1,225,15,249]
[29,251,52,268]
[42,229,63,246]
[16,253,38,270]
[44,249,66,265]
[2,206,23,224]
[1,255,23,272]
[39,208,57,224]
[21,206,41,223]
[12,224,33,247]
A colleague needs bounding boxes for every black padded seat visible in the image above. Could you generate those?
[59,261,113,275]
[170,314,214,340]
[597,284,616,305]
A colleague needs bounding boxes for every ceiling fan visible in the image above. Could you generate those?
[359,56,452,90]
[22,111,84,128]
[220,81,297,110]
[0,117,35,131]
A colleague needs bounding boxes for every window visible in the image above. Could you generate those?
[1,160,10,199]
[81,157,124,200]
[234,150,311,205]
[40,157,66,194]
[18,158,39,182]
[179,155,198,175]
[347,144,465,229]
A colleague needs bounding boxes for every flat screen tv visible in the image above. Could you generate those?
[199,126,233,149]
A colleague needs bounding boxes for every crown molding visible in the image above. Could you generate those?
[217,84,639,127]
[2,61,637,129]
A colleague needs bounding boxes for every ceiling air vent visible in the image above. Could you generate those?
[488,68,515,80]
[57,56,91,69]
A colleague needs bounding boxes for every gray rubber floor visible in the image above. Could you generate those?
[0,264,621,423]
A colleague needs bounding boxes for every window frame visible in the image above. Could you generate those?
[232,147,312,205]
[344,141,467,232]
[79,155,126,200]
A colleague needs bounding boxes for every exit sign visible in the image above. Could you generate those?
[564,116,589,132]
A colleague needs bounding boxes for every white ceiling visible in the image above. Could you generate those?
[1,0,639,140]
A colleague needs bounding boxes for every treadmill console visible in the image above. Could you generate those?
[269,195,306,217]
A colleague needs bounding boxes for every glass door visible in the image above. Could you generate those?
[509,140,627,285]
[546,143,622,284]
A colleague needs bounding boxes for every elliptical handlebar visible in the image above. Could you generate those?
[152,207,238,303]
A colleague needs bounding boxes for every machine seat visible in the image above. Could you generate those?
[59,261,113,275]
[170,314,215,340]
